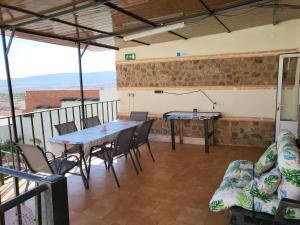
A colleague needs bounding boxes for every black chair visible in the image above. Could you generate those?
[82,116,101,129]
[132,119,155,171]
[16,144,89,189]
[88,127,139,188]
[54,121,88,174]
[81,116,108,179]
[129,111,148,121]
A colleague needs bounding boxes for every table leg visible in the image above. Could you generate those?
[204,119,209,153]
[80,145,89,175]
[179,120,183,144]
[170,120,176,150]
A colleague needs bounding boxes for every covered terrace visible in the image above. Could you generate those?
[0,0,300,225]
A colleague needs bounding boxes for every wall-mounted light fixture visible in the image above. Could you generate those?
[123,22,185,41]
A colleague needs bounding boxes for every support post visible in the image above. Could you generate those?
[77,42,85,120]
[1,29,18,143]
[1,28,22,225]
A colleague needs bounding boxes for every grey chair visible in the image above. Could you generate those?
[129,111,148,121]
[16,144,89,189]
[88,126,138,188]
[54,121,80,154]
[132,119,155,171]
[81,116,107,179]
[54,121,88,174]
[82,116,101,129]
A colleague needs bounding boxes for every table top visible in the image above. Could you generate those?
[48,120,142,145]
[163,111,221,120]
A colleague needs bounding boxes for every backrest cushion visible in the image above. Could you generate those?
[254,143,277,177]
[249,167,281,200]
[277,142,300,201]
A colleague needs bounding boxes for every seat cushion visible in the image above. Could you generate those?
[209,184,244,212]
[223,160,253,188]
[254,143,277,177]
[50,159,77,175]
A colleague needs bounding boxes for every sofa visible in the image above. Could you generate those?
[209,130,300,225]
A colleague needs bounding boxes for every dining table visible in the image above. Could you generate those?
[46,120,143,159]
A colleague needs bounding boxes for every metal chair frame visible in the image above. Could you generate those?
[15,144,89,189]
[88,127,139,188]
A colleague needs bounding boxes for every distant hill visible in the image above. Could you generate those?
[0,71,116,93]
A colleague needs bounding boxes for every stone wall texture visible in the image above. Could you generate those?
[117,55,282,87]
[119,115,275,148]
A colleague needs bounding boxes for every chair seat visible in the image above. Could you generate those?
[50,159,77,175]
[65,145,81,154]
[92,150,109,161]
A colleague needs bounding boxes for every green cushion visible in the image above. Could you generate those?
[249,167,281,201]
[254,143,277,177]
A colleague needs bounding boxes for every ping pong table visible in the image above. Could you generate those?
[163,111,221,153]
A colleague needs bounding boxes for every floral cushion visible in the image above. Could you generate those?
[209,129,300,220]
[278,143,300,201]
[249,167,281,199]
[223,160,253,188]
[254,143,277,177]
[253,194,279,215]
[209,184,242,212]
[277,130,296,145]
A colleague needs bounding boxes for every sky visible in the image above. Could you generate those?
[0,36,116,80]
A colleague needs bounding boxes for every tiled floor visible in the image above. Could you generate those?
[65,142,264,225]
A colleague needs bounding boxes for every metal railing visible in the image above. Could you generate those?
[0,166,69,225]
[0,99,120,172]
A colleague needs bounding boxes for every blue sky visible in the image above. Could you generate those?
[0,37,116,80]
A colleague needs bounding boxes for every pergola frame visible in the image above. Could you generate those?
[0,0,298,146]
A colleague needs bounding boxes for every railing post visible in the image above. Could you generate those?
[42,175,69,225]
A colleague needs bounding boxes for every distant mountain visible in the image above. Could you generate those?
[0,71,116,93]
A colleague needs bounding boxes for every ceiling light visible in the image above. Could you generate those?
[123,22,185,41]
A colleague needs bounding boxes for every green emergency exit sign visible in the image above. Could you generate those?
[125,53,136,60]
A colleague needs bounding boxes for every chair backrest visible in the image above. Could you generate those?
[82,116,101,129]
[111,127,135,157]
[129,111,148,121]
[54,121,77,135]
[136,119,154,145]
[15,144,53,174]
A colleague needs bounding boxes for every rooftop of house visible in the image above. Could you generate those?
[24,90,100,113]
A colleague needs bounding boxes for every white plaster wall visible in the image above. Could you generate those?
[116,19,300,61]
[118,88,277,118]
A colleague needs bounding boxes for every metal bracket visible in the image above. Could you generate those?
[5,28,15,55]
[80,43,89,58]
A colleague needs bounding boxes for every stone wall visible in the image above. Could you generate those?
[117,55,283,87]
[119,115,275,148]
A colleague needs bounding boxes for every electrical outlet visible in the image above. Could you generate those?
[128,93,135,97]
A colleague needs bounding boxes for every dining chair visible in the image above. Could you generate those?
[81,116,108,179]
[129,111,148,121]
[82,116,101,129]
[132,119,155,171]
[88,126,138,188]
[54,121,88,174]
[15,144,89,189]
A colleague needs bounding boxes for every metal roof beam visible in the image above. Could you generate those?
[103,2,188,40]
[1,26,119,50]
[198,0,231,33]
[0,2,149,47]
[82,0,271,42]
[0,3,112,36]
[12,1,105,27]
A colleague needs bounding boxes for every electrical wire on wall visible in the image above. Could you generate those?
[154,89,217,110]
[128,92,135,112]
